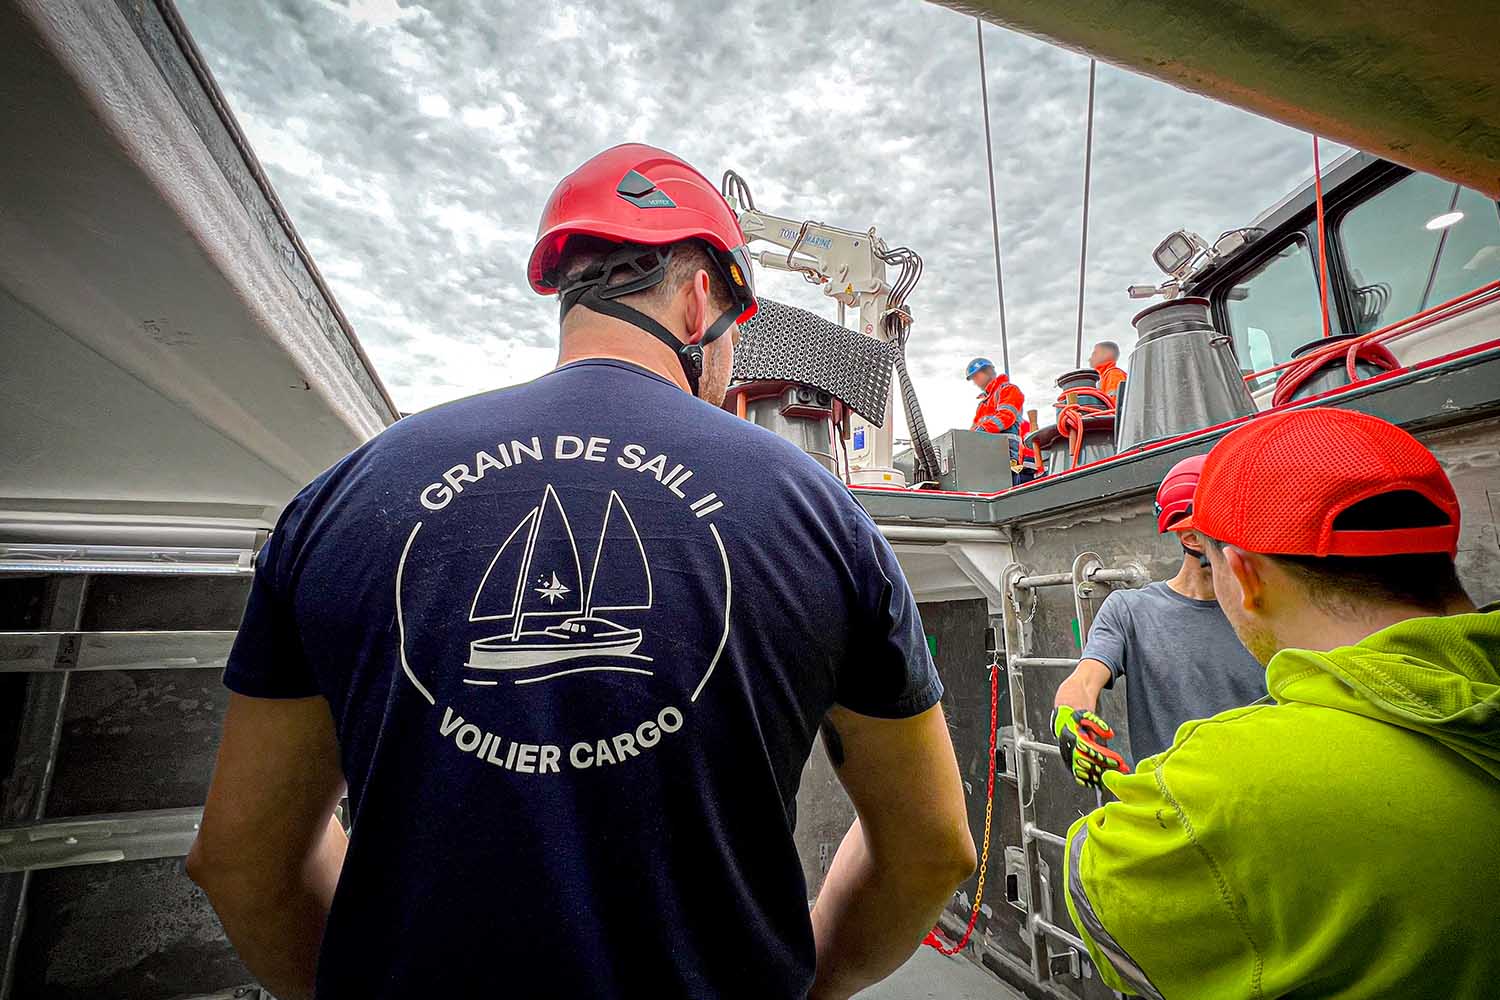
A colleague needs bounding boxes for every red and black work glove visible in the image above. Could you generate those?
[1051,705,1130,789]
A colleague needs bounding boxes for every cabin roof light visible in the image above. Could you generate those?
[1153,230,1210,278]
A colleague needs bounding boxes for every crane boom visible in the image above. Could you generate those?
[730,204,907,483]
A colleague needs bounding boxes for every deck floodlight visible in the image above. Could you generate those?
[1153,230,1209,278]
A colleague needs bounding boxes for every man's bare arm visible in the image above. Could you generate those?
[188,693,347,1000]
[808,703,976,1000]
[1053,658,1113,713]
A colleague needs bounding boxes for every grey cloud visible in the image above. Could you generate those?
[180,0,1345,430]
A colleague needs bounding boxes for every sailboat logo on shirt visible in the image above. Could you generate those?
[464,485,654,682]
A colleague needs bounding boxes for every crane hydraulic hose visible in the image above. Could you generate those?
[895,352,940,486]
[874,242,938,488]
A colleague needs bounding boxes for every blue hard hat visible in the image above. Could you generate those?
[966,357,996,379]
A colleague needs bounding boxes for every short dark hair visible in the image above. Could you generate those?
[557,237,733,315]
[1202,491,1468,613]
[1094,340,1120,359]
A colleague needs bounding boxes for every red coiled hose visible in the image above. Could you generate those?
[1269,339,1400,408]
[1055,387,1115,469]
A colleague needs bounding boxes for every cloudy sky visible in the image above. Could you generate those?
[179,0,1347,436]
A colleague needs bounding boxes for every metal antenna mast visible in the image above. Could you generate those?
[1073,59,1097,367]
[976,18,1010,374]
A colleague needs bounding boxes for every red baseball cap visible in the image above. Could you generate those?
[1175,408,1460,557]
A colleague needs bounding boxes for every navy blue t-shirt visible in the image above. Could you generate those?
[224,359,940,999]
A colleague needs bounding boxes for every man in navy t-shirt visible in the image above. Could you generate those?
[189,144,975,1000]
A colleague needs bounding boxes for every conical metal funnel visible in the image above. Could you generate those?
[1115,297,1256,452]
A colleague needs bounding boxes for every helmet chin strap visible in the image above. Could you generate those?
[557,244,736,396]
[566,286,721,394]
[1182,540,1211,569]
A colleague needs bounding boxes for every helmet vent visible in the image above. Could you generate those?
[616,170,676,208]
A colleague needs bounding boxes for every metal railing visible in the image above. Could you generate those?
[0,630,236,673]
[0,808,203,875]
[999,551,1145,993]
[0,565,247,995]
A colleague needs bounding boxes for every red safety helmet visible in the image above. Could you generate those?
[1154,454,1207,534]
[528,143,757,324]
[1174,408,1460,557]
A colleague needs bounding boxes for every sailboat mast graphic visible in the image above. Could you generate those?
[466,487,652,677]
[509,507,541,638]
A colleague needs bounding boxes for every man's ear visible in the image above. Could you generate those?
[682,268,713,344]
[1179,528,1204,551]
[1222,545,1265,612]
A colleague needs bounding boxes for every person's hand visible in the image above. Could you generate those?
[1051,706,1129,788]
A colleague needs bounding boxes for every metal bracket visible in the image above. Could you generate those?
[999,729,1021,785]
[1072,549,1105,598]
[1072,550,1104,648]
[1048,946,1084,979]
[1074,550,1151,652]
[1003,845,1028,913]
[1036,856,1053,921]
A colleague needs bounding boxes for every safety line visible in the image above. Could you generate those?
[1312,134,1332,338]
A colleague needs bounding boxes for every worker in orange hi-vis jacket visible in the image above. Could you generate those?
[1089,341,1128,399]
[967,357,1031,483]
[967,358,1025,435]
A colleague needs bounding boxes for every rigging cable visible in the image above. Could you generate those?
[1311,135,1332,338]
[1073,59,1097,368]
[1418,183,1463,312]
[975,18,1011,374]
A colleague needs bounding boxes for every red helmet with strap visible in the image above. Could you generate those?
[528,144,758,393]
[1155,454,1207,534]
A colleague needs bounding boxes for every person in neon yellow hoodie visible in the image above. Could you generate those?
[1064,407,1500,999]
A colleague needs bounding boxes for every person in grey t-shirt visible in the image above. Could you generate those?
[1050,455,1266,785]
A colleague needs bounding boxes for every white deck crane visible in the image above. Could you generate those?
[723,174,929,486]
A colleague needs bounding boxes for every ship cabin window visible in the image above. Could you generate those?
[1221,236,1331,388]
[1336,173,1500,333]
